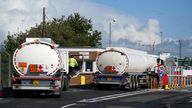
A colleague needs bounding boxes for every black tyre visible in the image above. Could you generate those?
[135,78,139,90]
[53,89,61,98]
[13,90,24,98]
[132,78,136,90]
[95,84,111,90]
[63,76,70,91]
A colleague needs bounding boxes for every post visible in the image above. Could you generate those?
[42,7,45,37]
[152,42,155,54]
[179,40,181,59]
[8,54,11,87]
[109,22,111,47]
[160,32,163,53]
[109,19,116,47]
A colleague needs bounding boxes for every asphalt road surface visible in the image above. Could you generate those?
[0,87,192,108]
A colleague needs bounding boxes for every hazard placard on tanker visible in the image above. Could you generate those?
[29,64,43,73]
[13,39,61,76]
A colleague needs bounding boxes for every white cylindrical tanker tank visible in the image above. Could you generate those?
[96,47,158,74]
[12,38,70,97]
[13,38,62,76]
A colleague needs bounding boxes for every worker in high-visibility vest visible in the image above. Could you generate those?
[69,55,78,76]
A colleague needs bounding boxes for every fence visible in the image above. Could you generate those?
[167,66,192,89]
[0,52,12,87]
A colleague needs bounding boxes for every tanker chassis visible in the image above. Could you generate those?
[12,38,69,97]
[94,47,160,90]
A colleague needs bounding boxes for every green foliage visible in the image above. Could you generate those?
[0,52,16,86]
[3,13,102,52]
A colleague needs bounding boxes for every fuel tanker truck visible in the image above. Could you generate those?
[12,38,69,97]
[94,47,162,90]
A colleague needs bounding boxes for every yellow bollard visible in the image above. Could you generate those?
[165,85,169,90]
[176,83,179,88]
[159,84,162,89]
[171,84,174,89]
[80,76,85,85]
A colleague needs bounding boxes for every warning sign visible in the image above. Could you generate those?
[158,65,166,78]
[158,65,166,71]
[18,62,27,68]
[105,66,116,73]
[29,64,43,73]
[20,67,25,72]
[18,62,27,73]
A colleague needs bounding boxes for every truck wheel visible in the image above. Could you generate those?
[135,78,139,90]
[95,84,111,90]
[147,77,151,88]
[127,83,132,91]
[124,77,132,91]
[132,81,135,90]
[129,77,134,91]
[124,81,132,91]
[13,92,20,98]
[54,89,61,98]
[13,91,23,98]
[63,76,69,91]
[95,84,102,90]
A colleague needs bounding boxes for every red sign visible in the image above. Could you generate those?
[158,65,166,71]
[105,66,116,73]
[29,64,43,73]
[38,65,43,70]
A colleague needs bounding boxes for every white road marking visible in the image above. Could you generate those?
[78,89,153,103]
[63,88,91,93]
[61,103,77,108]
[61,89,153,108]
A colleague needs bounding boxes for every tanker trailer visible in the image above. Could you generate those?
[94,47,159,90]
[12,38,69,97]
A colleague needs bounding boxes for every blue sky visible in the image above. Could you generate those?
[0,0,192,56]
[94,0,192,39]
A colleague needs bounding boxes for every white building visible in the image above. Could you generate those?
[58,47,105,73]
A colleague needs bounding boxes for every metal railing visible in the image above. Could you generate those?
[167,66,192,89]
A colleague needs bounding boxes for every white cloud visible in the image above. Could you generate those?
[112,19,161,45]
[0,0,48,40]
[0,0,161,46]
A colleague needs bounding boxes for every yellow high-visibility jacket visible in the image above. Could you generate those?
[69,58,78,67]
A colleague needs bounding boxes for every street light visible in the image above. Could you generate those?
[109,18,116,47]
[160,31,163,53]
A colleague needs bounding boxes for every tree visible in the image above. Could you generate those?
[4,13,102,53]
[4,32,18,54]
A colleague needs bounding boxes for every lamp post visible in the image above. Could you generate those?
[160,31,163,53]
[109,19,116,47]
